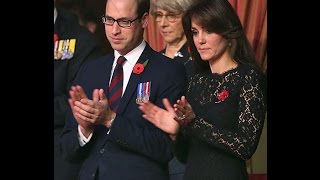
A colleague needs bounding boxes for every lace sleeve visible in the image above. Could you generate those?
[187,69,266,160]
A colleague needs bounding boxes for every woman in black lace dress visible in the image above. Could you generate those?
[139,0,267,179]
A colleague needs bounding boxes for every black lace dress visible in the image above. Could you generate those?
[175,63,267,180]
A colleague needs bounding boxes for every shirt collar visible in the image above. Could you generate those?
[114,40,146,66]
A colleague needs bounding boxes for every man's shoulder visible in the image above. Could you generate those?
[56,8,79,30]
[56,8,96,42]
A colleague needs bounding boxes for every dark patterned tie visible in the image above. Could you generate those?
[109,56,126,112]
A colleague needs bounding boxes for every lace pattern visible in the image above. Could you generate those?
[185,64,266,160]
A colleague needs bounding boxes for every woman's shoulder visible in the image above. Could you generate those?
[239,63,267,97]
[238,63,265,78]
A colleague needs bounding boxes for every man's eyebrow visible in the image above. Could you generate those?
[105,15,130,20]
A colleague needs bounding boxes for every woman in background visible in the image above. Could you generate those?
[152,0,196,78]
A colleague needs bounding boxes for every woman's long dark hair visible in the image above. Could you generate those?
[182,0,257,73]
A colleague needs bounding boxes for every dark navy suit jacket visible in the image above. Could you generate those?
[61,43,188,180]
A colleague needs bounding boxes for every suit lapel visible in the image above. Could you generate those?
[117,45,153,114]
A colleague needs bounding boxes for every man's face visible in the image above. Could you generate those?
[104,0,148,55]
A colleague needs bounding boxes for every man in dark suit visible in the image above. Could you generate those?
[54,5,104,180]
[60,0,188,179]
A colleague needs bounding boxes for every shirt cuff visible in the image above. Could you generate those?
[106,118,114,134]
[78,125,93,147]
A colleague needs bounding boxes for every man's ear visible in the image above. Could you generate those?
[141,13,149,28]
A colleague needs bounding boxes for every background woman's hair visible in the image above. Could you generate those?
[151,0,195,14]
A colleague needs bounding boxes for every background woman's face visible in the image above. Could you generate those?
[155,8,185,44]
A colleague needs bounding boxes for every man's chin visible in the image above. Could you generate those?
[110,43,124,50]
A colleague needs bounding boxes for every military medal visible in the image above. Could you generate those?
[66,39,76,59]
[54,40,59,60]
[136,82,151,104]
[61,39,69,60]
[54,39,76,60]
[56,40,63,60]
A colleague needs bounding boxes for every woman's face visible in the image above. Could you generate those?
[155,8,185,45]
[191,21,228,62]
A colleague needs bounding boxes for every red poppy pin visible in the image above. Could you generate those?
[216,89,229,103]
[54,34,59,43]
[133,59,149,75]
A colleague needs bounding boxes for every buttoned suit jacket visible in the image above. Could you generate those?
[61,43,188,180]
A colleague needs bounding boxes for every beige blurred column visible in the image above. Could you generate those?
[248,112,267,174]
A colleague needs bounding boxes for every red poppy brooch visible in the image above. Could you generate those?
[133,59,149,75]
[54,34,59,43]
[215,89,229,103]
